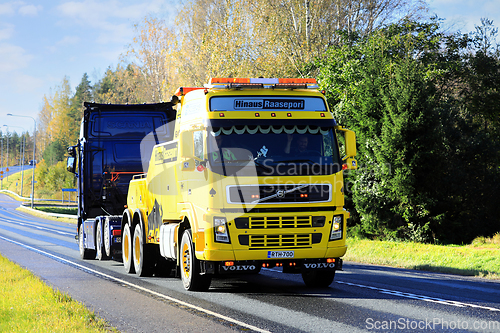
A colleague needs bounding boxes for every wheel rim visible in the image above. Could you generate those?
[104,220,110,256]
[182,241,191,281]
[96,225,102,258]
[123,228,130,262]
[134,231,141,266]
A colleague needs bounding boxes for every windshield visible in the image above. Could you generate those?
[207,125,342,176]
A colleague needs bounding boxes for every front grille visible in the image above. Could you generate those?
[235,216,313,229]
[228,184,331,204]
[239,233,322,248]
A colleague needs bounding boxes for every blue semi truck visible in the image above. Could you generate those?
[67,102,176,260]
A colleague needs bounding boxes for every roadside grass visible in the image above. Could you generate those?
[345,235,500,279]
[0,254,114,332]
[0,170,30,197]
[1,170,76,202]
[36,206,78,215]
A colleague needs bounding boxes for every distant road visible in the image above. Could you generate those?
[0,193,499,332]
[0,164,34,178]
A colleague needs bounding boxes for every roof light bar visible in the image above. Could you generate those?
[205,78,319,89]
[174,87,205,96]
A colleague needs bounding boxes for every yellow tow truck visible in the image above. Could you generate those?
[122,77,357,291]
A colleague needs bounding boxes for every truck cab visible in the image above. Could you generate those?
[67,102,176,260]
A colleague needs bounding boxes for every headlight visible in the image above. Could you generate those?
[214,217,230,243]
[330,215,343,240]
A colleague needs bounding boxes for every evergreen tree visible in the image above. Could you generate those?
[317,20,500,243]
[68,73,93,145]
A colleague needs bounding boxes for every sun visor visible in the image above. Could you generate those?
[203,118,337,128]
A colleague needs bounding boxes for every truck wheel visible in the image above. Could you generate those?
[301,270,336,288]
[122,223,135,273]
[133,223,153,276]
[78,224,96,260]
[180,230,211,291]
[96,220,109,260]
[103,218,112,258]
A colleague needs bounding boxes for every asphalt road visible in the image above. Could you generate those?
[1,193,499,332]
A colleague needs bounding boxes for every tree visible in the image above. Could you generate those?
[68,73,93,145]
[125,16,180,101]
[317,20,500,243]
[42,139,66,166]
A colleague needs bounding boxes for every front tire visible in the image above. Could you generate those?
[180,230,211,291]
[79,223,96,260]
[301,270,336,287]
[122,223,135,273]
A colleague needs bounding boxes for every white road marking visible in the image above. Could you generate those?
[0,235,271,333]
[0,218,73,236]
[336,281,500,312]
[263,265,500,312]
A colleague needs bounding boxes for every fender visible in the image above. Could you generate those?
[133,208,146,243]
[122,208,133,230]
[178,203,206,254]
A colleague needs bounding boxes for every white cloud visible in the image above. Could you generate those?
[56,0,168,44]
[0,2,17,16]
[19,4,43,17]
[0,43,33,72]
[46,35,81,53]
[57,35,80,45]
[0,23,15,41]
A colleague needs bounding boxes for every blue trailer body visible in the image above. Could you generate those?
[68,102,176,260]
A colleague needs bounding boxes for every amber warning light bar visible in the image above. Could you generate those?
[206,77,319,90]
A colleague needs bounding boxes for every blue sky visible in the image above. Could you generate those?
[1,0,499,135]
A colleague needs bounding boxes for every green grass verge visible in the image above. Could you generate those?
[345,235,500,279]
[0,254,114,332]
[36,207,78,215]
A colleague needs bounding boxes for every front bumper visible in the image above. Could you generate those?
[200,257,343,275]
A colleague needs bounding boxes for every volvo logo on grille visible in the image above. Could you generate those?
[276,190,286,198]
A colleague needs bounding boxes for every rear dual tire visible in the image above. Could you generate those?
[122,222,158,277]
[96,220,110,261]
[133,223,154,276]
[122,223,135,273]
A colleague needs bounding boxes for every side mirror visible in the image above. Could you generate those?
[335,126,358,170]
[67,156,76,173]
[67,145,76,157]
[344,129,356,158]
[67,145,77,173]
